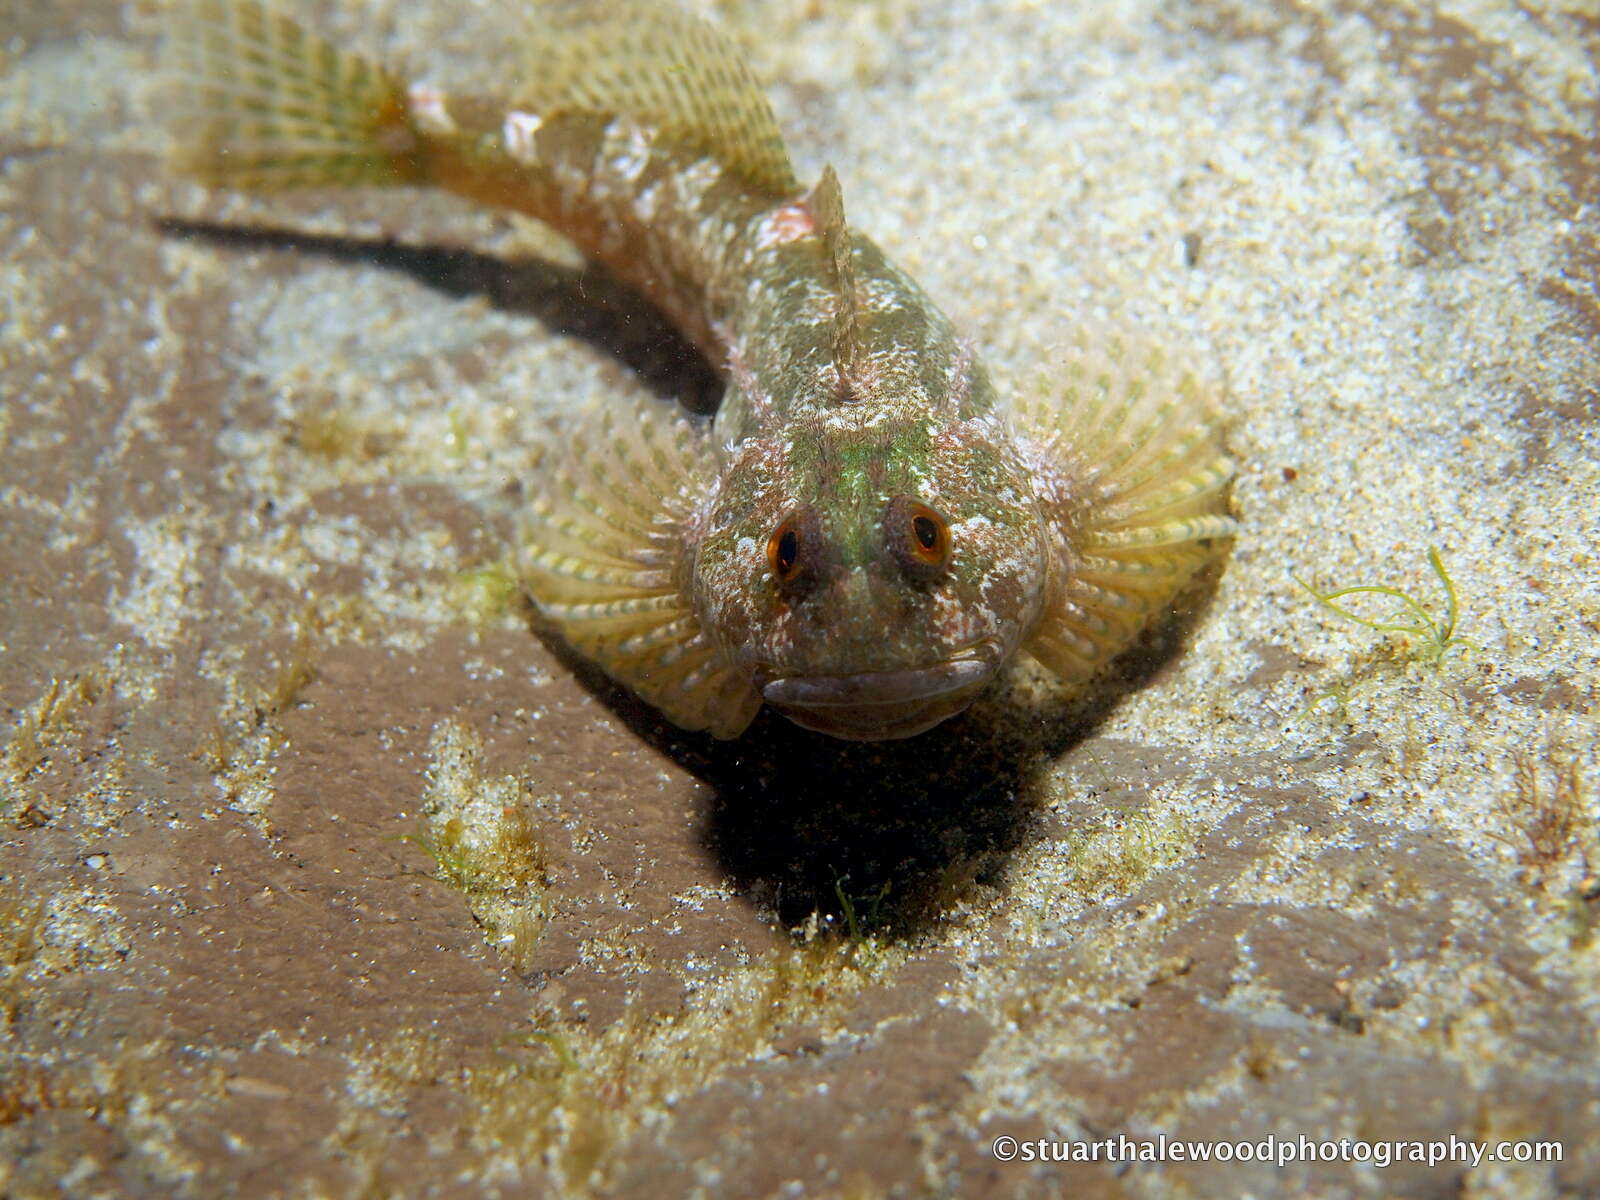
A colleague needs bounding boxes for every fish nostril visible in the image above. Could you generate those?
[826,566,875,609]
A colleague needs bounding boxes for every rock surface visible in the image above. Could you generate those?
[2,0,1597,1196]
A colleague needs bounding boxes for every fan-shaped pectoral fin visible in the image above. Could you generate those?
[1013,337,1237,684]
[519,396,760,738]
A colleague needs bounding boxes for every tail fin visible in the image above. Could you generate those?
[165,0,425,190]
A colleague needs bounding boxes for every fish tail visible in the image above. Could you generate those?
[165,0,427,190]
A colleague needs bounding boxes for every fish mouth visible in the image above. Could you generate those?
[758,645,1000,740]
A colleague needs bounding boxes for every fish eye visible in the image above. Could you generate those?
[765,507,823,591]
[885,496,951,581]
[911,511,945,560]
[767,516,804,583]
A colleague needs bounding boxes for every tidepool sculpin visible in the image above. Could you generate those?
[166,0,1236,740]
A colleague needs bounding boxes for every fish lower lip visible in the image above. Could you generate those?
[760,656,993,709]
[757,651,1000,740]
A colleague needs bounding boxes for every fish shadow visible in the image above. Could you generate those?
[154,216,723,412]
[541,567,1229,940]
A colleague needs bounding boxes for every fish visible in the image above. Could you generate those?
[164,0,1237,741]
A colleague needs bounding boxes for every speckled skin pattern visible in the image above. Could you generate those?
[171,0,1234,740]
[444,66,1065,739]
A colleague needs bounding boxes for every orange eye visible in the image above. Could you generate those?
[885,496,951,581]
[767,518,803,582]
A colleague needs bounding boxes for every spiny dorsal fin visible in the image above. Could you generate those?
[810,166,851,288]
[809,165,862,375]
[517,1,797,197]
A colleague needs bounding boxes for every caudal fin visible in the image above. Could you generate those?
[165,0,425,190]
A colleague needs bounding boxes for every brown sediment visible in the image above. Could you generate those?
[1,0,1597,1195]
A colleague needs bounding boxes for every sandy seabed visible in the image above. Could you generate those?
[1,0,1597,1196]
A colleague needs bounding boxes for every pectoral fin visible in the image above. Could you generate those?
[519,398,760,738]
[1013,338,1237,685]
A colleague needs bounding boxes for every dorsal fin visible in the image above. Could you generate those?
[809,165,862,375]
[516,1,797,197]
[810,166,853,297]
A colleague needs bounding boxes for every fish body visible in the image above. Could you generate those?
[168,0,1236,740]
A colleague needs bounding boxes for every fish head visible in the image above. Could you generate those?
[692,411,1053,739]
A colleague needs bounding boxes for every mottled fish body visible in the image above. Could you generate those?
[166,0,1236,740]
